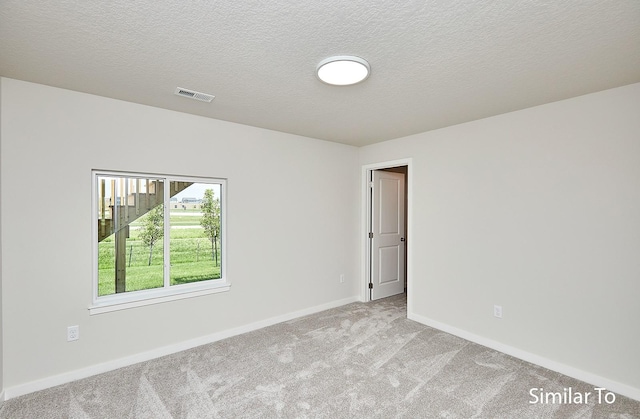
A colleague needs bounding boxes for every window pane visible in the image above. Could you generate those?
[169,182,222,285]
[97,175,165,296]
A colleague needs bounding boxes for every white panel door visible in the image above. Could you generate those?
[371,170,405,300]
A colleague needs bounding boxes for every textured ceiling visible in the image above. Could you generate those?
[1,1,639,146]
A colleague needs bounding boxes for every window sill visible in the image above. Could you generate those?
[89,283,230,315]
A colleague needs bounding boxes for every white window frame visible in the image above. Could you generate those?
[90,170,229,315]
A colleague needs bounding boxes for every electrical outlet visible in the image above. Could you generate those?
[67,325,80,341]
[340,274,345,283]
[494,305,503,319]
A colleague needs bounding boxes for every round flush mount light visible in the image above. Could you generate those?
[316,56,370,86]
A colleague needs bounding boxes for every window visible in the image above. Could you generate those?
[91,171,228,313]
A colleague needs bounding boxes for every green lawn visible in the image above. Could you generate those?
[98,214,220,296]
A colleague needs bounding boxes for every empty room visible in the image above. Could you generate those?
[1,1,639,417]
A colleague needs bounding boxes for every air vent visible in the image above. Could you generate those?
[174,87,215,103]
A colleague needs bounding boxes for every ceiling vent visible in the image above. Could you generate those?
[174,87,215,103]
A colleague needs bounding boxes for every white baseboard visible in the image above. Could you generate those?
[407,312,640,402]
[0,390,4,404]
[4,296,359,400]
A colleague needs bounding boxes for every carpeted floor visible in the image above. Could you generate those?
[1,294,639,418]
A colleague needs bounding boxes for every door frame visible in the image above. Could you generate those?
[361,158,412,308]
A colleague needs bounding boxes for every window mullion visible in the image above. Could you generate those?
[163,178,170,288]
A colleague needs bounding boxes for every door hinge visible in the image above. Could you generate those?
[368,232,373,239]
[368,282,373,289]
[369,182,374,188]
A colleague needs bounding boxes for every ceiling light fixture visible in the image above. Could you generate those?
[316,56,370,86]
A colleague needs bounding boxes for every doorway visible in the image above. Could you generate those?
[363,160,410,303]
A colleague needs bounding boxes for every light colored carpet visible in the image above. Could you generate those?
[1,294,638,418]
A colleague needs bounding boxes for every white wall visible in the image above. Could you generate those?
[360,83,640,398]
[0,78,360,392]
